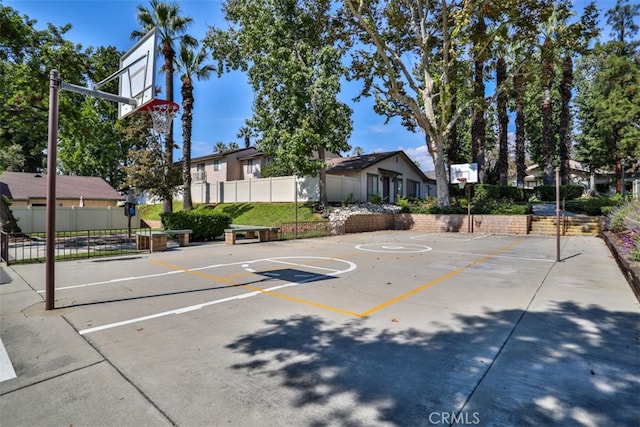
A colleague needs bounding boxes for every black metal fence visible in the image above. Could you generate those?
[278,221,334,240]
[0,228,152,265]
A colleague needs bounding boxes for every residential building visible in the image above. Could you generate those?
[327,151,435,202]
[0,171,123,207]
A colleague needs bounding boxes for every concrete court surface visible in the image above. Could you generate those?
[1,231,639,426]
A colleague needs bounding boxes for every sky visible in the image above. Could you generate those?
[3,0,616,172]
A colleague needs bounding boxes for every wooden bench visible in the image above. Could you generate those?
[224,225,280,245]
[165,229,193,247]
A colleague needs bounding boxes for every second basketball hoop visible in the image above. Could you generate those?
[139,99,179,136]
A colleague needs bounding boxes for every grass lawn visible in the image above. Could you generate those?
[139,202,325,227]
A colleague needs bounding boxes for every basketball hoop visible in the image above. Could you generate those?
[457,177,467,189]
[139,99,179,137]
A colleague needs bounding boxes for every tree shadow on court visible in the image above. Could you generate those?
[226,302,639,426]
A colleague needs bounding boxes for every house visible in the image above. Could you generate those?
[513,160,615,194]
[189,147,344,184]
[191,147,267,183]
[326,151,435,202]
[0,171,124,207]
[184,148,433,204]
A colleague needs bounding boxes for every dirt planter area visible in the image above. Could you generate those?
[603,231,640,302]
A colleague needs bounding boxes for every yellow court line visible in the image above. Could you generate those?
[358,238,526,317]
[149,259,361,317]
[149,239,523,319]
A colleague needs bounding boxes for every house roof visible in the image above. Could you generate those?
[191,147,257,163]
[237,151,268,161]
[327,151,432,182]
[525,160,613,176]
[0,172,123,201]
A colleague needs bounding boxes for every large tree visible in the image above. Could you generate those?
[176,43,215,211]
[574,0,640,193]
[206,0,352,205]
[57,46,134,189]
[132,0,196,213]
[0,5,88,173]
[344,0,472,207]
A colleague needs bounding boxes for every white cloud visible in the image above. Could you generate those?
[399,144,434,171]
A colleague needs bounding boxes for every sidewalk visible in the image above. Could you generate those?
[0,265,171,425]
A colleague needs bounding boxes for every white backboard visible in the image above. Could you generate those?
[118,28,159,119]
[450,163,479,184]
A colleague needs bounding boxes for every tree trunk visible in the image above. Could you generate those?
[514,73,526,188]
[182,81,194,211]
[446,85,459,166]
[497,57,509,186]
[431,134,450,208]
[559,53,573,185]
[163,44,175,214]
[0,197,21,234]
[318,146,327,206]
[471,14,486,184]
[541,37,555,186]
[615,158,622,194]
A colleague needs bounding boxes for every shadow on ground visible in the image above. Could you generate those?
[226,302,639,426]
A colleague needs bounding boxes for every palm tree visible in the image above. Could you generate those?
[176,43,215,211]
[352,146,364,156]
[237,126,252,148]
[214,142,227,153]
[132,0,196,213]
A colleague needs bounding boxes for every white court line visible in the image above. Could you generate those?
[47,256,350,294]
[267,258,346,272]
[37,270,183,293]
[0,337,17,382]
[79,257,357,335]
[39,259,269,293]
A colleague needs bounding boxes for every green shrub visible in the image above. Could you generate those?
[160,210,232,241]
[500,186,528,201]
[473,184,501,201]
[369,194,382,204]
[564,196,623,216]
[535,184,584,201]
[472,199,533,215]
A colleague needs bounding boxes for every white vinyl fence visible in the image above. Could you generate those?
[11,206,141,234]
[188,175,361,204]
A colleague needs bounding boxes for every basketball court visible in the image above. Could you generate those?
[5,26,637,427]
[2,231,638,426]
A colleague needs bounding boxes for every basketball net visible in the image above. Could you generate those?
[457,177,467,189]
[140,99,179,137]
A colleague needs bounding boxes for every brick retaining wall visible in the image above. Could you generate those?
[342,213,530,235]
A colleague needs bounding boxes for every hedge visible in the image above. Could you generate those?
[536,185,584,201]
[160,210,232,241]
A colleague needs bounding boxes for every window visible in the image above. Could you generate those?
[407,179,420,198]
[213,159,221,171]
[367,173,379,201]
[394,178,403,200]
[194,163,206,182]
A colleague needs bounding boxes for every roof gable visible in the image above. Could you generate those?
[0,172,123,200]
[328,151,431,182]
[191,147,258,163]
